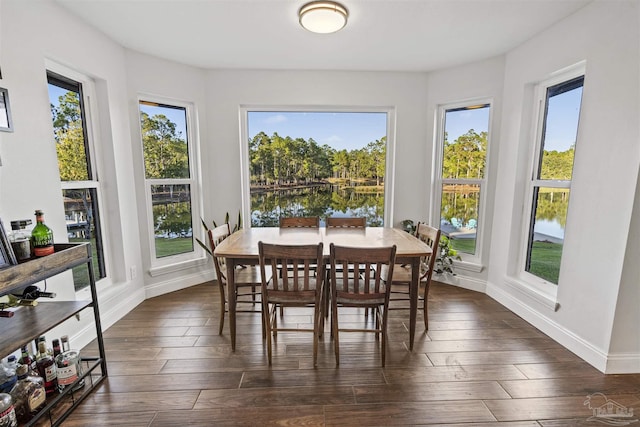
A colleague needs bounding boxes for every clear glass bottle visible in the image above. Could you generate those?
[0,392,17,427]
[9,365,45,424]
[9,220,31,262]
[60,335,84,391]
[30,210,54,257]
[35,341,57,396]
[0,357,17,394]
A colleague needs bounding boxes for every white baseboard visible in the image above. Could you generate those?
[486,281,610,373]
[605,352,640,374]
[433,273,487,293]
[144,270,213,299]
[70,284,146,351]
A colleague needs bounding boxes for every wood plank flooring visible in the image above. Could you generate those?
[65,281,640,426]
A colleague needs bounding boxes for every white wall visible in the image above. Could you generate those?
[124,51,213,297]
[1,0,637,374]
[0,0,146,348]
[424,56,505,291]
[204,69,430,227]
[487,0,640,372]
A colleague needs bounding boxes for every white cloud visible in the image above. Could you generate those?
[263,114,287,124]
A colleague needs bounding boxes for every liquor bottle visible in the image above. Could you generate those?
[17,346,38,377]
[35,342,57,396]
[0,357,18,394]
[52,339,61,358]
[9,365,45,424]
[60,335,84,391]
[0,392,17,427]
[30,210,54,257]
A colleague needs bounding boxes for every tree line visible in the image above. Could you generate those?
[249,132,386,187]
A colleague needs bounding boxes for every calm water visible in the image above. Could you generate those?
[250,184,384,227]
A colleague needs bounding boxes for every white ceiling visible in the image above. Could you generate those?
[54,0,591,72]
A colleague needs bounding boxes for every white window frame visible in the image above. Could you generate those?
[238,106,396,228]
[432,98,492,271]
[516,63,585,297]
[45,60,112,295]
[137,95,202,271]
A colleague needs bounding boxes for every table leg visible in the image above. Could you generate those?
[226,260,237,351]
[409,257,419,351]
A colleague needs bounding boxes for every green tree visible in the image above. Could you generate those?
[50,92,88,181]
[140,112,189,179]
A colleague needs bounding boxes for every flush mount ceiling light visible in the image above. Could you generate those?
[299,1,348,34]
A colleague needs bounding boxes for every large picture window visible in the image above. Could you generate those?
[47,70,106,291]
[435,102,490,260]
[138,100,196,259]
[244,111,390,227]
[524,74,584,284]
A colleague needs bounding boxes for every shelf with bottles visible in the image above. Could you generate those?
[0,242,107,427]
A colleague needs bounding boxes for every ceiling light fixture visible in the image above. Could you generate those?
[299,1,348,34]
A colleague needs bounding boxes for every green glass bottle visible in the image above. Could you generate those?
[30,210,54,257]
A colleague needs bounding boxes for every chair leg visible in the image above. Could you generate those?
[332,301,340,365]
[264,301,273,365]
[218,283,226,335]
[313,302,320,367]
[423,283,430,330]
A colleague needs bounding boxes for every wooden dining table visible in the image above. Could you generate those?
[213,226,432,351]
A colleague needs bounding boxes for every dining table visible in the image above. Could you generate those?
[213,226,432,351]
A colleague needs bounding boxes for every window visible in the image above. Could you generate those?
[243,110,391,227]
[435,102,490,260]
[47,70,106,291]
[524,74,584,285]
[138,100,196,259]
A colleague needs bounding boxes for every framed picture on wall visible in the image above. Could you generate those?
[0,218,17,268]
[0,87,13,132]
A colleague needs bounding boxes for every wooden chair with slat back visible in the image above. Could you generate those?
[326,216,366,228]
[324,216,366,319]
[384,222,440,330]
[329,243,396,367]
[258,242,325,366]
[279,216,320,228]
[208,224,269,337]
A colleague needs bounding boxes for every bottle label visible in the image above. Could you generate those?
[0,404,17,427]
[44,365,57,382]
[27,388,45,412]
[57,365,78,386]
[33,245,54,257]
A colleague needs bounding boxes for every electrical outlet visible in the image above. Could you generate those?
[130,265,137,280]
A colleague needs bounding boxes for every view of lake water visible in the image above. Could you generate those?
[250,184,384,227]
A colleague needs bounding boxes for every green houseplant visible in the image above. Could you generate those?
[195,211,242,256]
[434,235,462,275]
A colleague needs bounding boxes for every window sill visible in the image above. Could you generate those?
[503,276,559,312]
[149,257,209,277]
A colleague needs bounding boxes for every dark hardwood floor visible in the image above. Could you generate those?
[65,281,640,426]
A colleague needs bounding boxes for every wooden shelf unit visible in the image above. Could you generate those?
[0,243,107,426]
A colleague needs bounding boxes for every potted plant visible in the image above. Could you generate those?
[434,235,462,275]
[195,211,242,256]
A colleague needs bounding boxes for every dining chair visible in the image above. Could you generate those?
[384,222,440,330]
[324,216,366,319]
[208,224,269,337]
[279,216,320,228]
[329,243,396,367]
[258,241,325,366]
[326,216,366,228]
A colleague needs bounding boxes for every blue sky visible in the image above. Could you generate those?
[50,84,581,153]
[248,111,387,151]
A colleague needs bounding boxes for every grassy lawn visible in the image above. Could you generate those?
[155,237,193,258]
[449,237,476,255]
[447,236,561,285]
[528,241,562,284]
